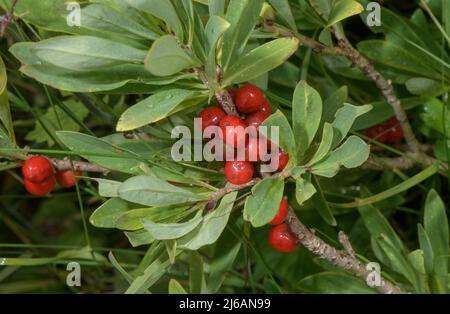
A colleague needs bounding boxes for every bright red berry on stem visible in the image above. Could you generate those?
[225,161,254,185]
[22,156,54,184]
[245,111,270,129]
[219,115,248,148]
[235,84,264,114]
[268,150,289,171]
[365,124,388,143]
[385,117,403,144]
[56,170,82,188]
[260,98,273,115]
[24,175,56,196]
[269,197,288,225]
[268,223,299,253]
[199,106,226,134]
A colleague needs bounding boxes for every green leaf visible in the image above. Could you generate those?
[307,0,332,21]
[292,80,323,159]
[322,86,348,125]
[312,136,370,178]
[116,89,204,131]
[189,252,206,294]
[26,100,89,146]
[243,176,284,227]
[424,189,449,293]
[222,37,299,85]
[108,252,134,284]
[311,176,336,226]
[125,0,183,39]
[299,272,377,294]
[125,258,171,293]
[418,224,435,275]
[260,110,296,158]
[405,77,450,97]
[168,279,188,294]
[0,56,14,143]
[178,192,238,250]
[331,104,372,147]
[208,0,225,16]
[221,0,264,70]
[144,35,200,76]
[142,211,203,240]
[205,16,231,81]
[31,36,146,71]
[307,123,333,166]
[295,176,316,206]
[268,0,297,31]
[92,178,122,197]
[125,229,155,247]
[89,198,130,228]
[56,131,145,174]
[327,0,363,27]
[118,176,209,207]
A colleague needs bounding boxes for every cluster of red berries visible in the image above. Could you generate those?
[199,84,290,186]
[365,117,404,144]
[268,198,299,253]
[22,156,81,196]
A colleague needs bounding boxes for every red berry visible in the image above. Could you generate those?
[365,124,389,143]
[245,111,270,129]
[24,175,56,196]
[219,115,248,148]
[225,161,254,185]
[268,223,299,253]
[235,84,265,114]
[385,117,404,144]
[260,98,273,115]
[56,170,82,188]
[267,150,289,171]
[22,156,54,184]
[199,106,226,134]
[269,197,288,225]
[227,89,237,100]
[245,135,270,162]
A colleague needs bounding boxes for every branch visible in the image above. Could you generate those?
[284,209,405,294]
[49,157,110,175]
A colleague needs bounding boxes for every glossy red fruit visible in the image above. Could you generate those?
[225,161,254,185]
[199,106,226,133]
[245,110,270,129]
[56,170,82,188]
[268,223,298,253]
[269,198,288,225]
[245,136,270,162]
[260,98,273,115]
[22,156,54,184]
[219,115,248,148]
[24,175,56,196]
[365,124,389,143]
[268,150,289,171]
[235,84,265,114]
[385,117,404,144]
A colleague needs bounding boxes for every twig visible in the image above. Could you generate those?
[49,157,110,175]
[284,209,405,294]
[0,0,18,37]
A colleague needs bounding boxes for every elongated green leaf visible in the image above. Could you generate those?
[116,89,204,131]
[125,0,183,38]
[178,192,237,250]
[125,229,155,247]
[311,176,336,226]
[92,178,122,197]
[209,0,225,16]
[312,136,370,178]
[244,176,284,227]
[418,224,435,275]
[332,104,372,147]
[169,279,188,294]
[424,189,449,293]
[268,0,297,31]
[118,176,209,207]
[189,252,205,294]
[142,211,203,240]
[322,86,348,124]
[89,198,130,228]
[222,38,299,85]
[307,123,333,165]
[205,16,231,81]
[108,252,134,284]
[296,176,316,206]
[222,0,264,70]
[145,35,200,76]
[332,164,439,208]
[125,258,170,293]
[56,131,145,174]
[260,110,296,158]
[0,56,14,143]
[31,36,146,71]
[327,0,363,27]
[299,272,377,294]
[293,80,323,158]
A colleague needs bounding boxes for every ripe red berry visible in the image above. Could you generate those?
[24,175,56,196]
[225,161,254,185]
[227,89,237,100]
[22,156,54,184]
[219,115,248,148]
[267,150,289,171]
[245,110,270,129]
[199,106,226,134]
[385,117,403,144]
[260,99,273,115]
[235,84,264,114]
[365,124,389,143]
[269,197,288,225]
[245,135,270,162]
[268,223,299,253]
[56,170,82,188]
